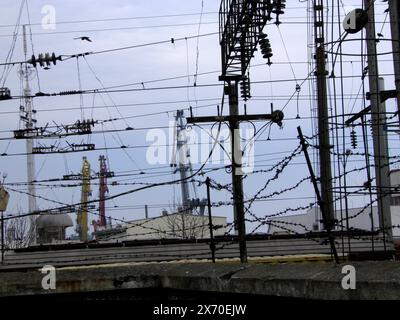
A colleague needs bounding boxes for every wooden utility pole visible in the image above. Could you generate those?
[364,0,393,245]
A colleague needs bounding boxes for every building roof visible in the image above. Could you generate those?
[36,214,73,228]
[126,213,227,224]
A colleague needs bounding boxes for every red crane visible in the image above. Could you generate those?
[93,156,112,233]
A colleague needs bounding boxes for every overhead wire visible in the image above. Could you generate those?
[0,0,25,86]
[2,89,227,221]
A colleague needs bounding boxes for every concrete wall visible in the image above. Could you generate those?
[3,262,400,300]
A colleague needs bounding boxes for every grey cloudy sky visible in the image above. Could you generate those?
[0,0,398,235]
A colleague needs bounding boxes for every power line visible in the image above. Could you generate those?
[3,149,298,186]
[0,13,390,37]
[0,31,219,67]
[5,4,389,30]
[2,89,228,221]
[0,22,219,37]
[0,12,219,28]
[4,72,397,101]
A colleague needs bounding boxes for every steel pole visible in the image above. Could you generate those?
[388,0,400,125]
[364,0,393,246]
[315,46,336,229]
[227,82,247,263]
[298,127,339,264]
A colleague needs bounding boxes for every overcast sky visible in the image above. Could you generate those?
[0,0,398,236]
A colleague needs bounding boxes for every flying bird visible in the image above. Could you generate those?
[74,36,92,42]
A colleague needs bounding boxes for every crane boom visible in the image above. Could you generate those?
[77,157,91,242]
[98,155,109,228]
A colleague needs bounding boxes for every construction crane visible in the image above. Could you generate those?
[76,157,91,242]
[171,110,206,215]
[92,156,113,234]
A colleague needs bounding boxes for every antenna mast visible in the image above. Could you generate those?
[21,25,37,243]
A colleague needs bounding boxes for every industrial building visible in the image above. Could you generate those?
[95,213,228,242]
[36,213,73,244]
[268,205,400,236]
[268,170,400,237]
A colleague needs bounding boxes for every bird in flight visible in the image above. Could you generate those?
[74,36,92,42]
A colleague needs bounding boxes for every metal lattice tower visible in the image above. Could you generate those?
[171,110,194,214]
[98,155,110,228]
[20,25,37,243]
[219,0,283,79]
[171,110,200,213]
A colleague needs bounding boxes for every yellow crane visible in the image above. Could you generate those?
[76,156,91,242]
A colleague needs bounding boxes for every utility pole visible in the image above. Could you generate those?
[227,81,247,262]
[388,0,400,124]
[0,186,10,264]
[187,101,284,264]
[364,0,393,245]
[206,178,216,263]
[298,127,339,264]
[21,25,37,244]
[188,0,287,263]
[1,210,3,264]
[313,1,335,229]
